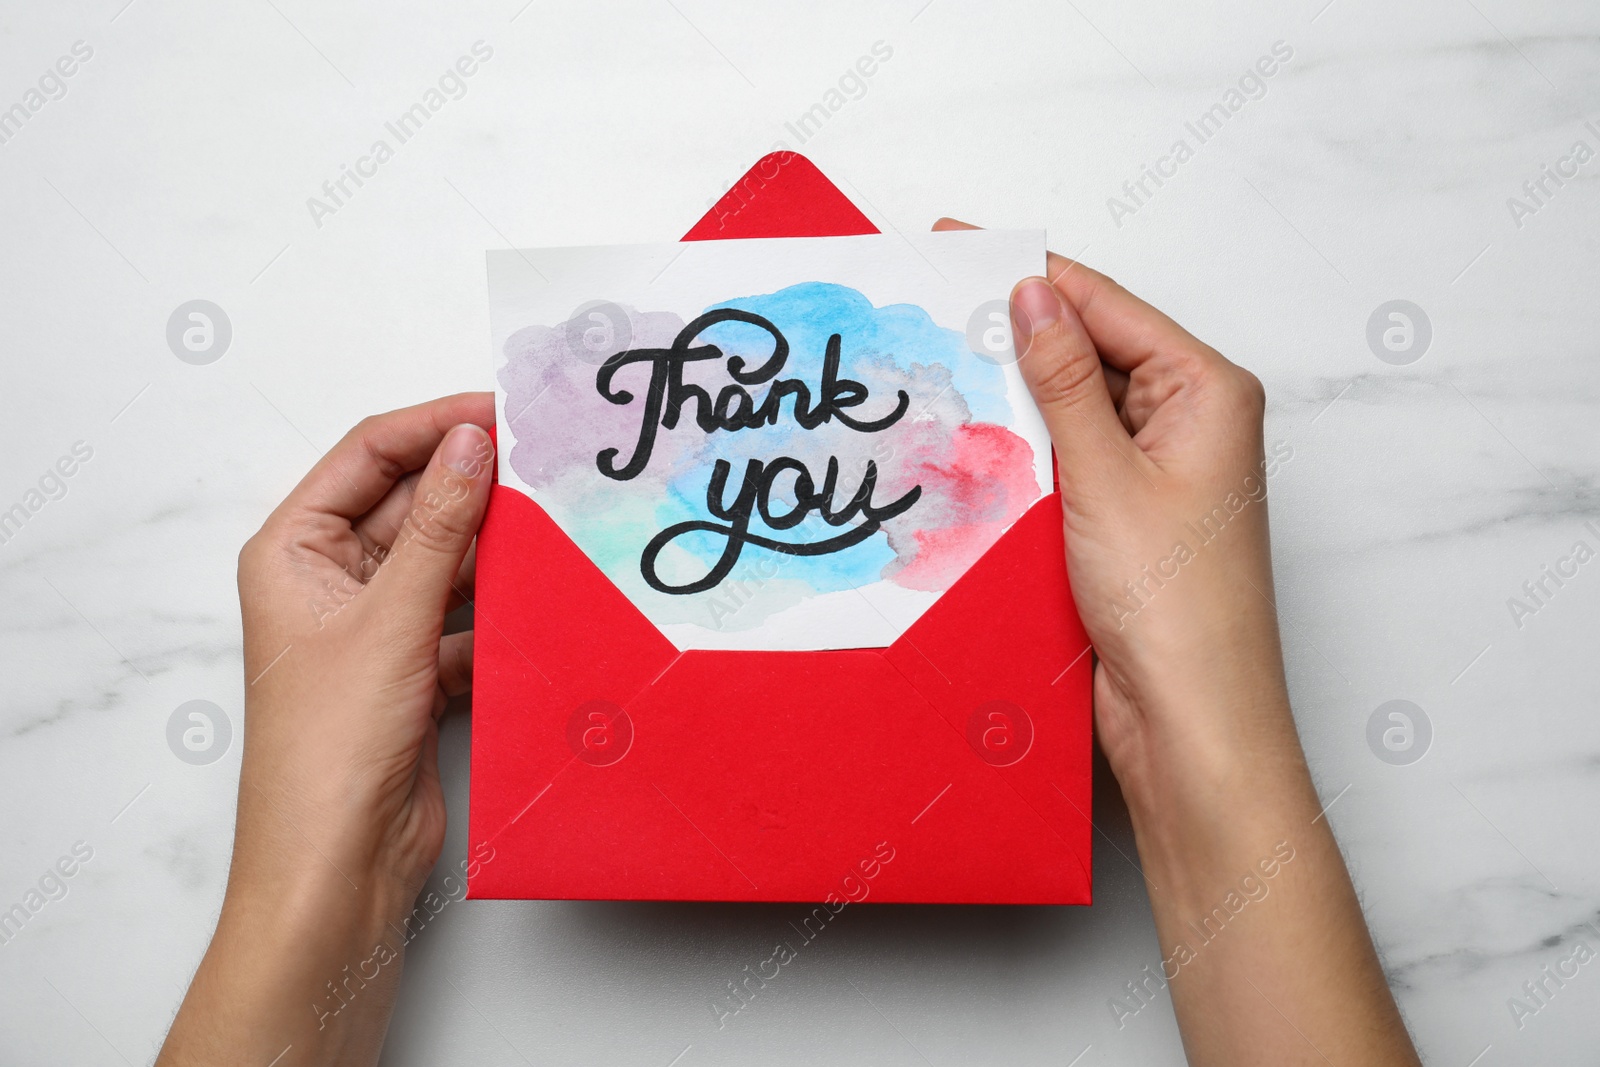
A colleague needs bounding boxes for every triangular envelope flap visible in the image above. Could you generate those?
[683,153,878,241]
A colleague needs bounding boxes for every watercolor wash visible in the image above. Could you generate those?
[498,280,1039,637]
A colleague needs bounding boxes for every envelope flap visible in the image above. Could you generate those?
[683,152,878,241]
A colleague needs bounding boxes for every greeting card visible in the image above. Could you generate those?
[489,230,1050,650]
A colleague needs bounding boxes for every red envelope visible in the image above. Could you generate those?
[468,153,1093,904]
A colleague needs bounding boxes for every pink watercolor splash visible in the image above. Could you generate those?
[878,423,1041,591]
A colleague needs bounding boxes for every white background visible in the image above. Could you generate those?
[1,0,1597,1064]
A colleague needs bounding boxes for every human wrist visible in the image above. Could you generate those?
[220,852,411,946]
[156,866,410,1067]
[1104,678,1323,902]
[223,787,427,952]
[232,743,439,908]
[215,855,412,1010]
[1114,684,1310,805]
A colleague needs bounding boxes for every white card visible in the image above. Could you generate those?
[488,230,1049,651]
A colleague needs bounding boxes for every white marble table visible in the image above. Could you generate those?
[3,0,1597,1063]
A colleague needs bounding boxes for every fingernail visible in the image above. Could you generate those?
[1012,278,1061,349]
[441,423,492,476]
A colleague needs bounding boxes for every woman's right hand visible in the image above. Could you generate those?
[999,241,1294,802]
[937,217,1420,1066]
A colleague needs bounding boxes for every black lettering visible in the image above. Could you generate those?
[592,308,921,594]
[640,456,919,595]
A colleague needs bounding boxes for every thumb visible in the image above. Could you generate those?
[1011,277,1141,498]
[373,422,494,619]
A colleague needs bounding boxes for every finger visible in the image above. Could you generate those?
[337,471,419,582]
[438,630,474,699]
[277,392,493,522]
[346,484,478,611]
[1011,277,1149,493]
[932,216,977,231]
[1043,253,1222,374]
[351,470,422,560]
[368,423,495,621]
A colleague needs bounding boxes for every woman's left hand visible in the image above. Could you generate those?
[159,392,496,1067]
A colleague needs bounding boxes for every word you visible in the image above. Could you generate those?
[1,440,93,547]
[598,309,919,595]
[711,841,895,1029]
[0,40,94,148]
[1,841,94,947]
[1507,521,1600,630]
[1107,40,1294,227]
[307,41,494,228]
[1507,119,1600,231]
[1112,441,1293,629]
[314,842,494,1030]
[1110,840,1295,1029]
[1507,924,1599,1030]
